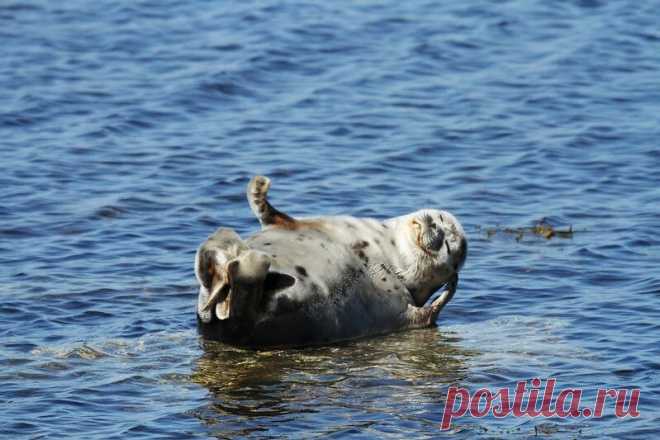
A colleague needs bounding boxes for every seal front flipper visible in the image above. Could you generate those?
[404,273,458,329]
[247,175,297,229]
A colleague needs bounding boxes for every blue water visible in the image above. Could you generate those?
[2,0,659,438]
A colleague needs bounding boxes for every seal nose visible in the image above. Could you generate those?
[428,228,445,252]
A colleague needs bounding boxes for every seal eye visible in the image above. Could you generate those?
[430,222,437,230]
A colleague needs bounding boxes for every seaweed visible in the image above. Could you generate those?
[481,219,574,241]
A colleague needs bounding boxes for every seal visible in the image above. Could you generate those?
[195,176,467,348]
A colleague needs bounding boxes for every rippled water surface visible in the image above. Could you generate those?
[2,0,659,438]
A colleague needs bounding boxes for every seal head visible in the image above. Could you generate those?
[391,209,467,306]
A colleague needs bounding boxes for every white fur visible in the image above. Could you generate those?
[284,208,466,306]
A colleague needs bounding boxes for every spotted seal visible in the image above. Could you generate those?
[195,176,467,348]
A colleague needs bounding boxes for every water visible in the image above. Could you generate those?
[1,0,659,438]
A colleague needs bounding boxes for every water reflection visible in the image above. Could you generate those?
[191,328,477,435]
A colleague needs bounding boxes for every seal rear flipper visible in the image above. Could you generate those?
[247,175,297,228]
[195,228,247,322]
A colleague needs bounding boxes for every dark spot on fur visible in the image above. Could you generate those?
[201,261,214,289]
[374,238,380,245]
[387,289,391,293]
[262,272,296,301]
[381,277,387,282]
[295,266,308,277]
[351,240,369,250]
[445,240,451,255]
[320,242,327,249]
[275,296,302,314]
[356,250,368,263]
[439,214,444,223]
[380,263,391,274]
[263,242,272,246]
[272,254,277,258]
[390,239,395,246]
[383,224,388,229]
[347,223,356,229]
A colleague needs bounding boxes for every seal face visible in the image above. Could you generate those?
[387,209,467,306]
[194,176,467,348]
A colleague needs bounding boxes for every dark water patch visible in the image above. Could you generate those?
[200,80,256,98]
[0,226,42,238]
[92,205,127,219]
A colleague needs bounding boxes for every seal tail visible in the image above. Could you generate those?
[247,176,297,228]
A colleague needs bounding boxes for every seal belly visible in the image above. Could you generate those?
[247,269,410,347]
[212,229,412,347]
